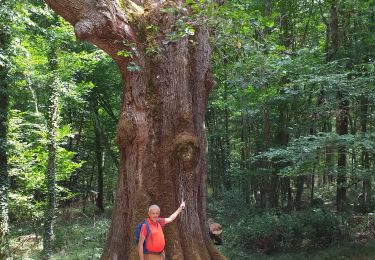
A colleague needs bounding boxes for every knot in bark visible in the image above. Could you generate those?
[173,132,199,166]
[74,14,108,40]
[116,112,136,148]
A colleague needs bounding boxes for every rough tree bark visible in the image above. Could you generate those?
[44,1,227,259]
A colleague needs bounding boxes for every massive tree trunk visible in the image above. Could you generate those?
[44,1,226,259]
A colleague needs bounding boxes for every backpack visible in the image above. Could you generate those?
[135,219,160,254]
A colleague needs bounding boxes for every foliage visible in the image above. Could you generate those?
[207,0,375,209]
[7,109,82,223]
[211,196,350,252]
[6,1,120,229]
[220,240,375,260]
[9,206,110,259]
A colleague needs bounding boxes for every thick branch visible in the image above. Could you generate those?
[44,0,139,57]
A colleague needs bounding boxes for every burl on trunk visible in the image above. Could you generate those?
[44,0,226,259]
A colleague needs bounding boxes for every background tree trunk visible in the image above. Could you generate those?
[0,13,11,259]
[328,0,340,61]
[327,0,349,212]
[43,76,59,259]
[91,94,104,213]
[360,96,371,210]
[336,89,348,211]
[0,88,10,260]
[44,1,227,259]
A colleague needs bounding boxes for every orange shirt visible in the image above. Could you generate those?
[140,218,166,253]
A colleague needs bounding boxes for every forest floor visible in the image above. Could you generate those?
[219,242,375,260]
[9,208,375,259]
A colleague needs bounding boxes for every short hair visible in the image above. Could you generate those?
[148,205,160,213]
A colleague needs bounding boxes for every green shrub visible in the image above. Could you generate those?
[224,209,350,252]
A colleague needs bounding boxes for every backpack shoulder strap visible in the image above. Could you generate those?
[142,220,152,254]
[143,220,151,241]
[157,218,164,228]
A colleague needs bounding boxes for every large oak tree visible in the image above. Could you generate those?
[44,0,226,259]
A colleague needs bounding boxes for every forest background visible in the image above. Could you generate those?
[1,0,375,259]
